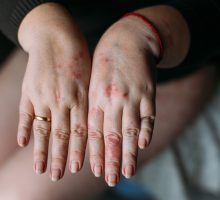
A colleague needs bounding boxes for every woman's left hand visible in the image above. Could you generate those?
[88,16,159,186]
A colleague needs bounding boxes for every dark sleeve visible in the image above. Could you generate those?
[0,0,64,45]
[165,0,220,67]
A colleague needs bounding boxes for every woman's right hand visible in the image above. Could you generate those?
[17,3,91,181]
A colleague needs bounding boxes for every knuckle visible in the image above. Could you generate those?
[34,150,48,159]
[105,132,122,146]
[124,151,137,161]
[19,112,33,127]
[34,126,50,138]
[52,156,66,164]
[70,150,85,157]
[88,129,103,140]
[141,127,153,134]
[141,116,155,126]
[90,153,103,162]
[53,129,70,141]
[123,128,139,138]
[105,160,120,168]
[71,126,87,138]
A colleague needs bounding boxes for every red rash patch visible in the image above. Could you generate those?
[72,51,84,66]
[105,84,128,98]
[104,58,110,63]
[90,108,102,116]
[68,71,82,79]
[105,135,121,160]
[73,124,87,135]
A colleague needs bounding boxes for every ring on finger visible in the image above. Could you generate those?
[35,115,51,122]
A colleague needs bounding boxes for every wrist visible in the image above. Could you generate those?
[113,15,161,64]
[18,3,80,52]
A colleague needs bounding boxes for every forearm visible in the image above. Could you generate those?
[135,5,190,68]
[18,3,82,52]
[0,0,65,45]
[134,0,220,69]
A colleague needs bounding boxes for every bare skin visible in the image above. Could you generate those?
[88,5,190,186]
[1,1,218,196]
[0,50,218,200]
[16,3,192,186]
[17,3,91,181]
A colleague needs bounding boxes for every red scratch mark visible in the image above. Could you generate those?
[55,89,61,103]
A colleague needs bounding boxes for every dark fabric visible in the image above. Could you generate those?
[0,32,14,66]
[0,0,64,43]
[0,0,220,83]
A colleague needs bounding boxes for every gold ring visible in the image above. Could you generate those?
[35,115,51,122]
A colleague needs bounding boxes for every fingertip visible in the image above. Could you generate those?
[18,136,27,147]
[122,165,135,179]
[138,141,146,150]
[106,174,119,187]
[70,161,80,174]
[34,161,46,175]
[138,137,151,149]
[93,165,103,177]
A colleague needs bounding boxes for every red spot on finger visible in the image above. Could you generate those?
[105,84,118,97]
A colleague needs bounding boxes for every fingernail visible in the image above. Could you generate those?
[139,139,147,149]
[94,165,102,177]
[107,174,118,187]
[71,161,79,173]
[51,169,61,182]
[19,136,27,147]
[125,165,134,179]
[35,161,45,175]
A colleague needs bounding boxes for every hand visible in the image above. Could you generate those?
[88,16,158,186]
[17,3,91,181]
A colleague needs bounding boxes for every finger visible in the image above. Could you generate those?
[104,106,122,187]
[33,106,51,175]
[50,107,70,182]
[17,95,34,147]
[88,106,104,177]
[69,103,88,174]
[139,96,156,149]
[122,104,140,179]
